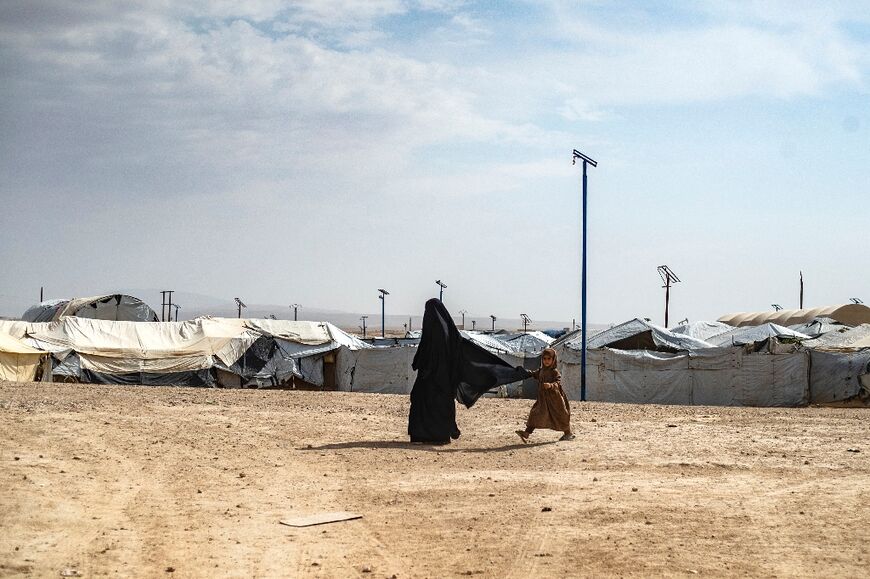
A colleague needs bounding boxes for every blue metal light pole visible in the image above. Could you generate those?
[573,149,597,402]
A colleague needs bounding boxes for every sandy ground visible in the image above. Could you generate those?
[1,382,868,578]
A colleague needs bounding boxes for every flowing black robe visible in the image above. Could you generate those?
[408,298,529,443]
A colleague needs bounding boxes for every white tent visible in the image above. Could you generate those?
[558,347,809,406]
[706,323,810,347]
[0,333,45,382]
[670,321,733,342]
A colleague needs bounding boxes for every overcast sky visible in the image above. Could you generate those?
[1,1,869,324]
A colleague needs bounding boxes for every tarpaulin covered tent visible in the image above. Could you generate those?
[718,304,870,328]
[22,294,159,322]
[670,321,733,342]
[0,333,45,382]
[553,319,813,406]
[0,317,370,388]
[706,323,811,347]
[555,318,713,354]
[802,324,870,350]
[575,347,809,406]
[492,331,554,356]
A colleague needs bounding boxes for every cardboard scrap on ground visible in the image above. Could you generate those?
[279,511,362,528]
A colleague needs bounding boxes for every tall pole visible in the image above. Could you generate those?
[574,149,597,403]
[40,286,43,302]
[581,161,588,402]
[360,315,368,339]
[378,289,389,338]
[459,310,467,329]
[435,280,446,302]
[657,266,681,328]
[290,303,300,321]
[167,291,174,322]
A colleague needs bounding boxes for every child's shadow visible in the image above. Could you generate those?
[300,440,554,453]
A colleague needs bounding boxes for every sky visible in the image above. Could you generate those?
[1,1,869,325]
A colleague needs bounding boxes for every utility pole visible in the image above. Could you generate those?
[490,315,496,332]
[471,320,476,330]
[656,265,680,327]
[850,298,864,304]
[521,313,531,333]
[459,309,467,329]
[40,286,43,302]
[435,279,447,302]
[408,316,412,332]
[360,315,368,338]
[573,148,597,402]
[772,304,783,311]
[172,304,181,321]
[160,290,173,322]
[234,297,247,318]
[290,303,300,321]
[378,289,389,338]
[800,271,804,309]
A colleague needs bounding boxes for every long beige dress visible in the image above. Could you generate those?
[525,352,571,433]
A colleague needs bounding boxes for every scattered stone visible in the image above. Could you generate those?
[541,507,552,512]
[59,569,80,577]
[631,487,638,492]
[847,448,860,453]
[165,566,175,573]
[311,562,320,567]
[14,456,19,461]
[197,489,202,494]
[361,565,372,573]
[590,418,597,422]
[667,424,677,428]
[488,493,495,497]
[804,461,810,465]
[593,477,598,482]
[238,473,246,478]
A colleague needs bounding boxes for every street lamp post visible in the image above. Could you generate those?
[378,289,389,338]
[435,279,447,301]
[290,303,301,321]
[573,148,597,402]
[360,315,368,339]
[234,297,247,319]
[459,309,467,329]
[490,315,496,332]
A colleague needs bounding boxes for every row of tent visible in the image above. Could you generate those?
[550,317,870,406]
[2,310,869,407]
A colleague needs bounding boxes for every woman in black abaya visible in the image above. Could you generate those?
[408,299,528,444]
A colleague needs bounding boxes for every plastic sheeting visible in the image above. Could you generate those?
[336,347,417,394]
[562,318,713,353]
[808,349,870,403]
[706,323,811,347]
[22,294,159,322]
[561,347,809,406]
[803,324,870,350]
[670,321,733,341]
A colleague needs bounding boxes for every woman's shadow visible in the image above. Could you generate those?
[300,440,554,453]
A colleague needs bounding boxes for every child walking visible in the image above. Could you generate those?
[516,347,575,442]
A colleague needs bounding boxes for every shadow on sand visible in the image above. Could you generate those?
[299,440,554,453]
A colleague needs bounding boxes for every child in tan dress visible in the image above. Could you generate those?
[516,347,574,442]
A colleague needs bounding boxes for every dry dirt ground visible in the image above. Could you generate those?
[1,382,868,578]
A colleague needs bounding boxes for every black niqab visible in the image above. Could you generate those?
[408,299,529,443]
